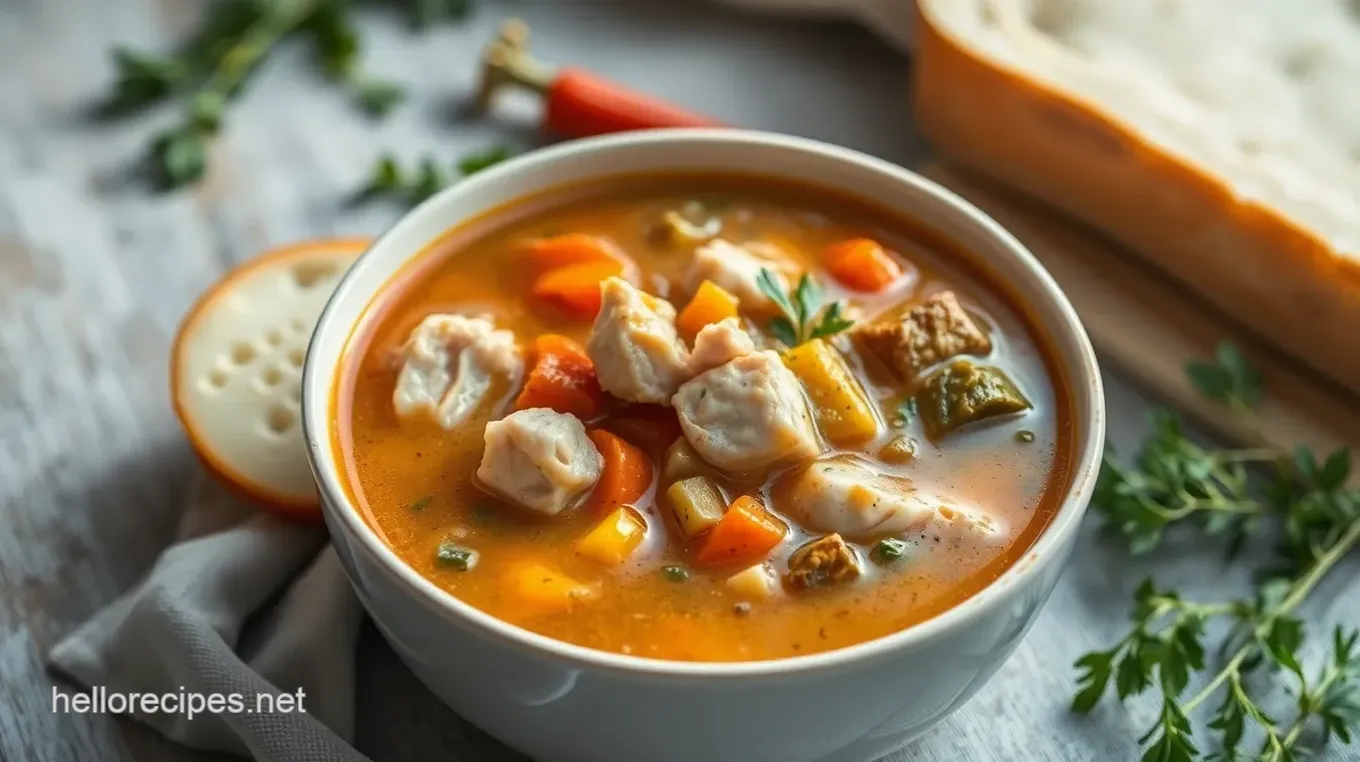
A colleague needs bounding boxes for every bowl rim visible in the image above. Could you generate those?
[301,128,1105,681]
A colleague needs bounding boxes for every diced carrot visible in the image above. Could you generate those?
[585,430,654,515]
[824,238,903,292]
[601,404,684,457]
[513,334,605,419]
[523,233,623,271]
[532,260,625,318]
[676,280,740,340]
[575,505,647,565]
[694,495,788,568]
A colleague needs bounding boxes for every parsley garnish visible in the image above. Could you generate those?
[1073,341,1360,761]
[756,268,855,347]
[356,144,518,206]
[661,565,690,582]
[405,495,432,513]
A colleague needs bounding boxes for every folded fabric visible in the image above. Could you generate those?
[48,474,369,762]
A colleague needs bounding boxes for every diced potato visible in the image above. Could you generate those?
[503,561,599,617]
[725,562,779,600]
[781,339,879,444]
[665,476,727,539]
[575,506,648,565]
[663,437,707,484]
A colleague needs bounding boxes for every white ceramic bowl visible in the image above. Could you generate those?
[302,129,1104,762]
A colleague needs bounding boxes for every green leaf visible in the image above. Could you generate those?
[756,268,797,325]
[152,129,208,189]
[405,495,431,512]
[810,301,855,340]
[768,316,799,349]
[457,143,517,176]
[1216,342,1261,407]
[1208,688,1246,754]
[352,79,406,117]
[1072,651,1113,713]
[661,565,690,582]
[1185,341,1261,410]
[1116,646,1152,698]
[792,273,820,328]
[1260,616,1305,678]
[104,47,188,114]
[1319,448,1351,492]
[409,157,447,203]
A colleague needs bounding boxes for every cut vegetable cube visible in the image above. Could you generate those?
[695,495,788,568]
[503,561,599,617]
[677,279,740,340]
[575,506,648,565]
[725,562,779,600]
[916,359,1031,440]
[662,437,707,484]
[781,339,879,444]
[665,476,727,540]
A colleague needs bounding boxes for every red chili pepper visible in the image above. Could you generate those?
[474,19,724,138]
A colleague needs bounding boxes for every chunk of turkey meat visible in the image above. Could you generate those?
[682,239,799,315]
[393,314,523,429]
[688,317,755,375]
[586,277,692,404]
[777,454,1007,542]
[476,408,603,516]
[671,350,820,474]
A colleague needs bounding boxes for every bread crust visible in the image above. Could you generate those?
[913,1,1360,397]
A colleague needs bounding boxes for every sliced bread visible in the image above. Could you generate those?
[915,0,1360,396]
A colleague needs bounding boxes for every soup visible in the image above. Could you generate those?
[335,174,1074,662]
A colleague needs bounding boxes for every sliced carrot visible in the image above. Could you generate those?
[601,404,683,457]
[523,233,623,271]
[532,260,625,318]
[694,495,788,568]
[512,334,605,419]
[585,429,654,515]
[676,280,740,340]
[824,238,903,292]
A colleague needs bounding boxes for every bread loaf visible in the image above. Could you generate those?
[915,0,1360,396]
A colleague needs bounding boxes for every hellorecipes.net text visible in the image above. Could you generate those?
[52,686,307,721]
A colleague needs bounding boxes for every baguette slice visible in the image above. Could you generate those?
[914,0,1360,397]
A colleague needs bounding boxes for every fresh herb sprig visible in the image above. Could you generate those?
[355,144,518,206]
[1073,341,1360,761]
[101,0,474,189]
[756,268,854,347]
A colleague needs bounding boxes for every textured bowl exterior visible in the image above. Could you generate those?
[302,130,1105,762]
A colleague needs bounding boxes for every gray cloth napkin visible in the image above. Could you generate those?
[48,473,371,762]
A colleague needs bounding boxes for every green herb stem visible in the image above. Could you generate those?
[1185,517,1360,714]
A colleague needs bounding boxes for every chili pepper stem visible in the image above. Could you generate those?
[474,18,556,111]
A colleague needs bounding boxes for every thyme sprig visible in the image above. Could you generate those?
[1073,342,1360,761]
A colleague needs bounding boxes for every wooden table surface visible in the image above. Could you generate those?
[3,1,1356,761]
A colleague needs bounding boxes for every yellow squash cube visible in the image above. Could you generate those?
[782,339,879,444]
[575,506,648,565]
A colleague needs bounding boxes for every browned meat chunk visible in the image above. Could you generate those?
[784,533,862,590]
[855,291,991,380]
